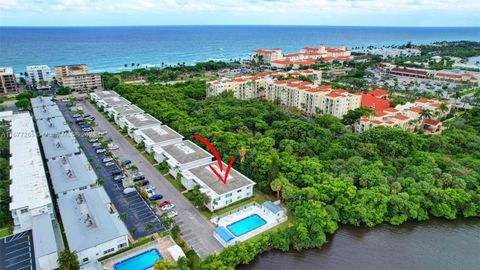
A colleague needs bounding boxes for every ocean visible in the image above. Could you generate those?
[0,25,479,74]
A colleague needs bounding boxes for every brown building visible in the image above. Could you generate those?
[62,73,102,92]
[0,67,18,95]
[54,64,88,82]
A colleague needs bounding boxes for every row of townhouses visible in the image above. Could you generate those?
[30,96,130,269]
[206,70,361,118]
[90,90,256,212]
[356,95,452,134]
[253,44,352,68]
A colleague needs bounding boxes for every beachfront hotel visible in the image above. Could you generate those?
[207,70,361,118]
[0,67,18,94]
[55,64,103,92]
[54,64,89,82]
[253,44,352,68]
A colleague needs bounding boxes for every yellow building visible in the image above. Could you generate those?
[54,64,88,82]
[0,67,18,95]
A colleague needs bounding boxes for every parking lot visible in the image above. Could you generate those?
[0,230,35,270]
[57,101,164,239]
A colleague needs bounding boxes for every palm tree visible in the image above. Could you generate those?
[57,250,80,270]
[420,109,433,120]
[124,64,128,70]
[96,178,104,186]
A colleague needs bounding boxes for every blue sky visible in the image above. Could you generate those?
[1,0,479,27]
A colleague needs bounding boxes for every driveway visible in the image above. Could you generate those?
[78,99,223,259]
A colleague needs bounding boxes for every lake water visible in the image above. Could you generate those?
[1,26,480,74]
[240,218,480,270]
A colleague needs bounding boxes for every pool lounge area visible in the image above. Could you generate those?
[101,236,185,270]
[114,249,162,270]
[212,201,288,247]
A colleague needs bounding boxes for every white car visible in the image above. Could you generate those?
[96,148,106,154]
[108,144,119,150]
[98,131,108,135]
[92,142,102,147]
[161,204,175,211]
[166,210,178,218]
[102,157,113,163]
[145,187,155,197]
[123,187,136,195]
[104,161,115,167]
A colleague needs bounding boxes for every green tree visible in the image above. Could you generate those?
[57,250,80,270]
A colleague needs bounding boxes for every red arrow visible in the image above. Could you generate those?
[193,134,235,185]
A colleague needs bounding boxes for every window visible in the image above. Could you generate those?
[225,193,232,198]
[118,243,127,249]
[82,258,89,263]
[237,195,242,200]
[103,248,115,255]
[79,186,87,190]
[225,199,233,204]
[237,189,242,193]
[20,208,28,214]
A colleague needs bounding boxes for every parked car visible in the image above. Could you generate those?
[108,144,119,150]
[98,131,108,135]
[166,210,178,218]
[137,179,150,186]
[104,161,115,167]
[149,194,163,201]
[161,203,175,211]
[82,127,92,132]
[111,169,122,176]
[75,118,84,123]
[86,117,95,121]
[92,142,102,147]
[121,160,132,166]
[96,148,106,154]
[92,144,102,150]
[159,201,171,207]
[145,187,155,197]
[123,187,136,195]
[132,172,145,181]
[72,114,81,118]
[83,114,91,118]
[88,138,98,143]
[102,157,113,163]
[113,175,126,182]
[76,121,85,125]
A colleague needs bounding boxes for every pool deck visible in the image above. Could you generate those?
[101,236,176,270]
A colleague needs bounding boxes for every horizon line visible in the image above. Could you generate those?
[1,24,480,28]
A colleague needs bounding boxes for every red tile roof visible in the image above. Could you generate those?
[409,107,422,113]
[326,92,342,98]
[391,68,428,76]
[361,94,391,114]
[393,114,409,121]
[424,118,441,126]
[367,89,390,97]
[254,49,273,54]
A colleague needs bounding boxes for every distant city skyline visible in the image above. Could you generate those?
[1,0,480,27]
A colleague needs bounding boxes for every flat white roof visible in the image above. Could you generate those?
[109,104,144,116]
[47,154,98,194]
[57,188,129,252]
[0,67,14,75]
[32,213,58,257]
[31,96,56,108]
[32,104,63,119]
[27,65,50,71]
[185,161,256,196]
[123,113,160,128]
[40,132,80,159]
[135,124,183,145]
[153,140,213,166]
[9,113,52,211]
[36,115,70,136]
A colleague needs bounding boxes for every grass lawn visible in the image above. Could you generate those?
[164,174,186,192]
[0,226,11,238]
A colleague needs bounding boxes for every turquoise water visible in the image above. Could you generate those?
[114,249,162,270]
[1,26,479,74]
[227,214,267,236]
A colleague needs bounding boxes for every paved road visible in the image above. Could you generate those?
[79,99,223,259]
[57,102,164,239]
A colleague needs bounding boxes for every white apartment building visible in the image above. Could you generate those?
[57,188,129,265]
[89,90,120,103]
[252,48,283,64]
[107,104,145,125]
[117,113,161,136]
[133,124,184,153]
[181,161,256,212]
[27,65,52,89]
[152,140,213,178]
[8,113,60,270]
[47,154,98,197]
[9,113,55,233]
[207,71,361,118]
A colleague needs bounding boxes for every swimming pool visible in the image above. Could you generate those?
[227,214,267,237]
[114,249,162,270]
